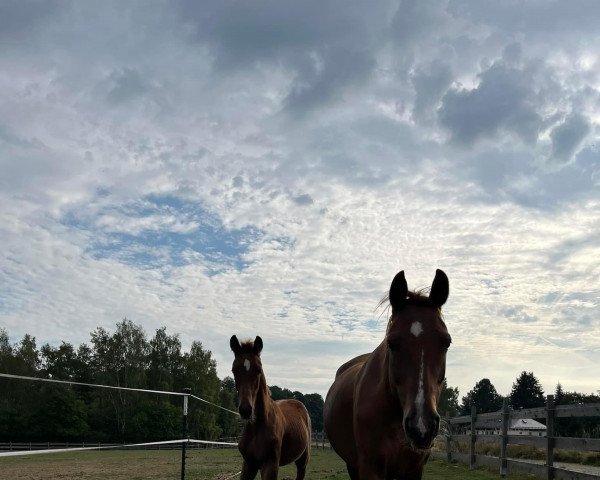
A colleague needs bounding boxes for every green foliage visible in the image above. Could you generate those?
[218,377,242,438]
[0,324,328,443]
[0,322,225,443]
[31,387,90,441]
[303,393,324,431]
[269,384,324,432]
[461,378,503,414]
[510,371,545,409]
[438,378,460,417]
[554,382,600,438]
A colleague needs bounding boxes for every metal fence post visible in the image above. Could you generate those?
[546,395,555,480]
[500,398,509,477]
[470,406,477,470]
[181,388,191,480]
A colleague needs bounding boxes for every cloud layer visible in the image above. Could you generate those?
[1,0,598,399]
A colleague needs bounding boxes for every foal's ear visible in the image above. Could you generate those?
[429,269,449,308]
[253,336,263,355]
[230,335,242,354]
[389,271,408,311]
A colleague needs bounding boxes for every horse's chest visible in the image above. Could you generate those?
[239,429,279,462]
[365,425,425,475]
[382,437,427,477]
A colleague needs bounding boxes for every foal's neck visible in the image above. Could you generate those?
[254,372,274,422]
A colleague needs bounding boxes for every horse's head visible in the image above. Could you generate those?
[386,269,451,450]
[230,334,264,420]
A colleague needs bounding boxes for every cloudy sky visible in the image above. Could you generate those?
[1,0,598,401]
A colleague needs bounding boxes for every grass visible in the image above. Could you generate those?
[0,447,541,480]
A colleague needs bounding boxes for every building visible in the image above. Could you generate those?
[468,417,547,437]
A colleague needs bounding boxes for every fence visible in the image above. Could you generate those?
[311,431,330,450]
[438,395,600,479]
[3,434,330,453]
[0,440,238,453]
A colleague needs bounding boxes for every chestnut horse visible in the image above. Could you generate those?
[230,335,311,480]
[324,270,452,480]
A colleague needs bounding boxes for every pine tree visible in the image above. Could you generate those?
[510,371,545,409]
[555,382,564,405]
[461,378,503,414]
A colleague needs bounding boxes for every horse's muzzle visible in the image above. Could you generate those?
[404,413,440,450]
[239,404,252,420]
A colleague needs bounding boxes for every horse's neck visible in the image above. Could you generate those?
[371,343,403,413]
[254,372,274,422]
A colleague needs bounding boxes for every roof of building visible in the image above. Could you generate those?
[473,417,546,430]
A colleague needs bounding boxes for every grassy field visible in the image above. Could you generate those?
[0,447,539,480]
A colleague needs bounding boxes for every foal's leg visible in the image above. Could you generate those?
[260,461,279,480]
[294,448,310,480]
[241,460,259,480]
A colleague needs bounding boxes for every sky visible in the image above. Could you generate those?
[0,0,598,402]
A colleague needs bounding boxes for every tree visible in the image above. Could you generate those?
[461,378,503,414]
[218,377,241,439]
[89,319,150,441]
[553,383,600,438]
[0,328,15,373]
[268,385,324,431]
[148,327,182,391]
[0,329,11,358]
[15,334,40,374]
[183,341,221,440]
[41,342,79,380]
[510,371,544,410]
[270,385,294,400]
[303,393,324,431]
[31,387,90,441]
[438,379,460,417]
[555,383,565,405]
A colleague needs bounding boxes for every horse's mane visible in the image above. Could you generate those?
[379,288,443,332]
[239,340,259,354]
[378,288,431,310]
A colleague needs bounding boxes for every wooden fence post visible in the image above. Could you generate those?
[500,397,509,477]
[546,395,555,480]
[470,406,477,470]
[445,416,452,463]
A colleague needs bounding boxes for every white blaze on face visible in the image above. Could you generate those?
[415,349,427,436]
[243,359,250,372]
[410,321,423,337]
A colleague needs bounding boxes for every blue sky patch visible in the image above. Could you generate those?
[61,194,261,274]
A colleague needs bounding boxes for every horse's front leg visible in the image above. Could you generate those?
[241,460,259,480]
[260,461,279,480]
[400,463,425,480]
[358,456,386,480]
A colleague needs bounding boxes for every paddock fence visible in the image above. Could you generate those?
[311,431,330,449]
[435,395,600,480]
[0,440,237,452]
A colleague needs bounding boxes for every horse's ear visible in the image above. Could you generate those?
[429,269,449,308]
[230,335,241,354]
[253,336,263,355]
[389,271,408,311]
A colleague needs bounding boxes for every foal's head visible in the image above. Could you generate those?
[386,269,451,450]
[230,335,265,420]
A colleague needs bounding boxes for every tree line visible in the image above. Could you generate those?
[3,322,596,442]
[438,372,600,438]
[0,321,323,443]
